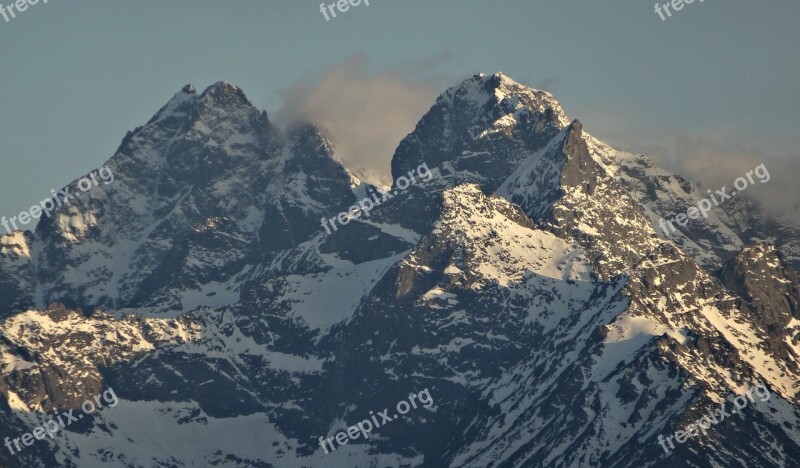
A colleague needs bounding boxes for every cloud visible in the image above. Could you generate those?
[276,56,441,186]
[533,77,559,93]
[662,138,800,223]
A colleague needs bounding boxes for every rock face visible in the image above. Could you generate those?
[1,74,799,468]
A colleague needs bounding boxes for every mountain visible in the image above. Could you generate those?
[1,73,799,467]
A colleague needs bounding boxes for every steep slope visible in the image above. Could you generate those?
[0,232,35,319]
[607,150,800,271]
[319,183,626,466]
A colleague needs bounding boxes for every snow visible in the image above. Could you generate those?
[278,249,410,332]
[437,184,592,284]
[175,276,243,314]
[3,389,32,412]
[598,313,689,379]
[356,219,421,245]
[0,231,31,258]
[54,399,308,468]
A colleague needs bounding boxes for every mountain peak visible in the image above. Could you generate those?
[391,72,572,184]
[204,80,241,93]
[199,80,252,107]
[567,118,583,134]
[440,72,571,127]
[719,242,791,280]
[146,84,200,126]
[479,71,521,88]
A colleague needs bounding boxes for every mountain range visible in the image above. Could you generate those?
[1,72,798,467]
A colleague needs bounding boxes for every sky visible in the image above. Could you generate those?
[1,0,798,226]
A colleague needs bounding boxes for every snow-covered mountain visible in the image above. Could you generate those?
[1,73,798,467]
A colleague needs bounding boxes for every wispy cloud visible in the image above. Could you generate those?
[276,56,441,186]
[665,138,800,223]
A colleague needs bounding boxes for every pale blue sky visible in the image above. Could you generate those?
[1,0,798,224]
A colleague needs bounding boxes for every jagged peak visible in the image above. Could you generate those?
[739,241,778,256]
[117,81,272,165]
[718,242,799,289]
[566,118,583,135]
[432,183,593,284]
[207,80,237,91]
[285,121,337,158]
[438,72,571,127]
[440,183,529,226]
[442,182,486,204]
[0,230,32,258]
[198,80,254,109]
[159,81,249,111]
[145,85,201,127]
[726,242,783,268]
[283,121,359,184]
[286,121,327,141]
